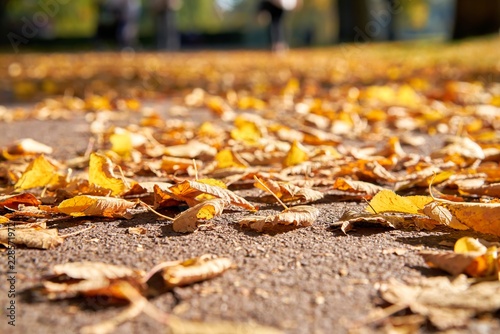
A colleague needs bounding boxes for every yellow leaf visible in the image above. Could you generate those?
[15,155,59,190]
[333,178,385,198]
[0,216,9,224]
[169,180,256,211]
[367,189,432,214]
[110,131,133,157]
[58,195,135,218]
[424,199,500,236]
[284,140,309,167]
[454,237,488,254]
[89,153,129,196]
[173,199,225,233]
[230,117,262,144]
[215,149,248,169]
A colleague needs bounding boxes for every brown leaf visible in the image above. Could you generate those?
[169,180,256,211]
[380,277,500,330]
[332,177,385,198]
[239,205,319,232]
[172,199,226,233]
[0,193,41,210]
[254,178,324,204]
[0,227,63,249]
[423,199,500,235]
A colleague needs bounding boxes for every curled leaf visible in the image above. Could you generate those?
[173,199,226,233]
[58,195,136,218]
[239,205,319,232]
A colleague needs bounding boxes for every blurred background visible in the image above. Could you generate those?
[0,0,499,52]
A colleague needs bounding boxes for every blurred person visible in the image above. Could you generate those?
[257,0,301,52]
[153,0,183,51]
[96,0,141,49]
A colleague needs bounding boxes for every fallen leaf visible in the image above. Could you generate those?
[380,277,500,330]
[58,195,136,218]
[0,227,63,249]
[89,153,130,196]
[168,316,283,334]
[128,227,147,235]
[423,199,500,236]
[283,140,309,167]
[15,155,60,190]
[0,193,41,209]
[239,205,319,232]
[172,199,226,233]
[332,177,385,198]
[367,190,433,215]
[254,178,323,204]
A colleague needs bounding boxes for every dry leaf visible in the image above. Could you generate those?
[172,199,226,233]
[0,193,41,209]
[254,178,323,204]
[332,210,437,234]
[89,152,130,196]
[168,316,283,334]
[128,227,147,235]
[284,140,309,167]
[239,205,319,232]
[0,227,63,249]
[2,138,53,157]
[367,190,432,215]
[332,177,385,198]
[15,155,60,190]
[168,180,256,211]
[423,199,500,236]
[58,195,136,218]
[380,277,500,330]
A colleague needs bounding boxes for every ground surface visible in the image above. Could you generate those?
[1,38,500,334]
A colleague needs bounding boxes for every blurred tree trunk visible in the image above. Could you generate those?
[0,0,9,44]
[453,0,500,39]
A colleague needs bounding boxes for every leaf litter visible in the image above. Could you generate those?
[1,40,500,332]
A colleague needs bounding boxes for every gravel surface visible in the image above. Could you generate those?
[1,114,500,334]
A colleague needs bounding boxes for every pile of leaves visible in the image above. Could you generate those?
[1,38,500,332]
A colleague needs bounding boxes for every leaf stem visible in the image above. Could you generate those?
[253,176,289,210]
[139,200,174,221]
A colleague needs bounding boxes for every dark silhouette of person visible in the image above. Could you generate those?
[153,0,182,51]
[258,0,301,52]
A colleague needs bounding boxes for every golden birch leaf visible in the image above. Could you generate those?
[284,140,309,167]
[0,228,63,249]
[332,178,385,198]
[15,155,59,190]
[424,199,500,235]
[230,117,262,144]
[0,216,8,224]
[239,205,319,232]
[0,193,41,209]
[367,190,432,214]
[89,153,129,196]
[168,316,283,334]
[152,255,232,288]
[173,199,226,233]
[58,195,135,218]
